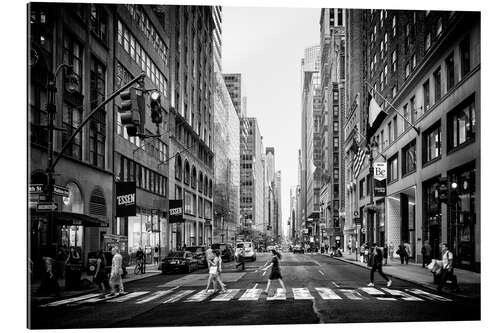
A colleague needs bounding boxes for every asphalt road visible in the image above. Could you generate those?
[29,252,480,328]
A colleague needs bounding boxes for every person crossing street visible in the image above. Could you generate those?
[109,247,125,296]
[368,244,392,287]
[262,250,286,296]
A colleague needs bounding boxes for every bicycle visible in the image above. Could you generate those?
[134,258,145,275]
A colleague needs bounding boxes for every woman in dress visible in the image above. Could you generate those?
[262,250,286,296]
[204,250,226,294]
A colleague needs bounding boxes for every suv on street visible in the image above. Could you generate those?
[293,245,305,254]
[211,243,235,262]
[235,242,256,262]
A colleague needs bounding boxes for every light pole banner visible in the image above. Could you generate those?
[168,200,184,223]
[373,162,387,197]
[116,181,136,217]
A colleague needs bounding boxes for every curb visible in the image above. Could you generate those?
[327,255,478,300]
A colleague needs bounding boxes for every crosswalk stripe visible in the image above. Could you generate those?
[41,293,102,307]
[381,288,423,301]
[107,291,149,303]
[136,288,178,304]
[292,288,314,300]
[316,287,342,300]
[267,288,286,300]
[375,297,398,301]
[184,290,213,302]
[359,287,385,295]
[163,290,196,303]
[78,295,113,304]
[211,289,240,301]
[339,289,364,300]
[405,288,452,302]
[239,288,262,301]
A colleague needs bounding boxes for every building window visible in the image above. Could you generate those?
[333,137,339,148]
[62,103,82,160]
[403,103,409,130]
[423,121,441,164]
[436,17,443,37]
[89,57,106,168]
[410,96,416,124]
[392,50,397,72]
[333,168,339,181]
[425,33,431,51]
[333,106,339,116]
[198,172,204,193]
[392,15,396,36]
[90,4,107,42]
[175,155,182,180]
[405,63,410,78]
[184,160,190,185]
[384,64,388,85]
[333,121,339,133]
[402,140,417,176]
[434,67,442,101]
[63,34,83,93]
[393,115,398,139]
[359,179,365,199]
[412,53,417,69]
[447,95,476,150]
[380,129,385,149]
[446,52,455,91]
[388,154,398,182]
[423,79,430,111]
[388,121,393,143]
[460,36,471,78]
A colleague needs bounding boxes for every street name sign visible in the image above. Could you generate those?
[29,184,44,194]
[53,185,70,197]
[37,202,58,212]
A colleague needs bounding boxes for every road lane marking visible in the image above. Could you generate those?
[331,281,340,287]
[107,291,149,303]
[211,289,240,301]
[381,288,423,301]
[339,289,364,300]
[239,288,262,300]
[375,297,398,301]
[292,288,314,300]
[40,293,101,307]
[163,290,196,303]
[261,270,267,276]
[318,270,325,276]
[266,288,286,300]
[252,283,258,289]
[405,288,452,302]
[136,288,178,304]
[184,290,213,302]
[315,287,342,300]
[359,287,385,295]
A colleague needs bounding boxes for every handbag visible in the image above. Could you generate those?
[209,266,218,274]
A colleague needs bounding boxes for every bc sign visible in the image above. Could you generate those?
[373,162,387,197]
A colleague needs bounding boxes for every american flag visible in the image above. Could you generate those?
[352,146,366,179]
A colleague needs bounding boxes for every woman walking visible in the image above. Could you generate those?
[204,250,226,294]
[94,250,109,298]
[262,250,286,296]
[368,245,392,287]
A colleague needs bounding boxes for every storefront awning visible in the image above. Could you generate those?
[51,211,108,228]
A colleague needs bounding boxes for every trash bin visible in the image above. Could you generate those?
[65,264,82,290]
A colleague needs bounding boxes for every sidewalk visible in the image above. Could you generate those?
[29,263,162,305]
[324,251,480,299]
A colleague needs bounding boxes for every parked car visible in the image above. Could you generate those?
[211,243,235,262]
[235,242,256,262]
[87,251,128,277]
[185,246,208,267]
[293,245,305,254]
[161,251,198,274]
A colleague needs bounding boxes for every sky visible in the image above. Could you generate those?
[221,5,320,238]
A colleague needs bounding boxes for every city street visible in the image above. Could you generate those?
[30,252,480,328]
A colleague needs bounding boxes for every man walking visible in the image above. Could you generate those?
[109,247,125,296]
[437,243,460,292]
[421,241,432,268]
[368,244,392,287]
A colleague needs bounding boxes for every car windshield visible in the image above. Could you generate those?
[167,251,185,258]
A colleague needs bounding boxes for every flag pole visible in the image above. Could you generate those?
[364,81,420,135]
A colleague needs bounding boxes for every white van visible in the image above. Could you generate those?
[235,242,256,262]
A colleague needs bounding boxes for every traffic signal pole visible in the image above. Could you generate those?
[49,72,146,175]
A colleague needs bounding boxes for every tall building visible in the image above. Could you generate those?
[275,170,283,239]
[300,45,322,248]
[212,6,222,73]
[240,117,265,234]
[168,5,216,249]
[213,71,240,244]
[223,73,244,117]
[318,8,347,249]
[345,10,480,271]
[264,147,276,234]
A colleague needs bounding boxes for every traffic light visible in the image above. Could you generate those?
[437,177,449,203]
[150,90,162,124]
[119,86,145,137]
[450,181,460,204]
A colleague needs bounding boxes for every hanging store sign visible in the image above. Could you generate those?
[373,162,387,197]
[116,181,136,217]
[168,200,184,223]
